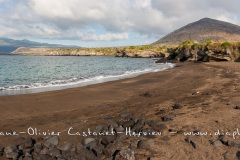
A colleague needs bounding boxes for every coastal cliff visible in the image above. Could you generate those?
[11,41,240,62]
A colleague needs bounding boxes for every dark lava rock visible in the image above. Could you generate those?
[4,145,20,159]
[39,154,53,160]
[114,148,135,160]
[212,140,223,147]
[177,130,185,134]
[155,58,177,63]
[161,114,176,121]
[49,148,61,157]
[0,147,4,156]
[88,143,104,157]
[137,140,150,149]
[172,103,183,109]
[155,109,168,115]
[45,136,59,146]
[23,148,34,156]
[153,123,168,132]
[103,141,124,157]
[146,120,156,127]
[132,119,145,132]
[77,148,97,160]
[95,125,108,133]
[161,136,170,141]
[202,56,209,62]
[120,111,133,117]
[34,143,43,154]
[40,148,49,155]
[185,137,197,149]
[235,106,240,109]
[58,142,72,151]
[237,151,240,160]
[82,138,96,147]
[101,136,116,147]
[25,138,34,148]
[140,92,152,97]
[122,119,135,128]
[14,137,26,146]
[23,157,33,160]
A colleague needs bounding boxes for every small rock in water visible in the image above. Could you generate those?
[172,103,183,109]
[161,114,176,122]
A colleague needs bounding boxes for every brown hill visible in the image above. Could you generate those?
[153,18,240,45]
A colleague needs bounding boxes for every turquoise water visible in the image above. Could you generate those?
[0,55,174,95]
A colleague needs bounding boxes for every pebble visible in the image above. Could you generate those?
[162,114,176,121]
[172,103,183,109]
[45,136,59,146]
[213,140,223,147]
[185,137,197,149]
[137,140,150,149]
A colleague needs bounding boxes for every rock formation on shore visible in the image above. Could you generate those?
[155,41,240,63]
[153,18,240,45]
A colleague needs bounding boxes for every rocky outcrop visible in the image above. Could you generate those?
[156,41,240,63]
[115,50,165,58]
[12,47,107,56]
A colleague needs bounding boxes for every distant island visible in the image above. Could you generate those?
[3,18,240,62]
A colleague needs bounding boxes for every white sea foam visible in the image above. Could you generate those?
[0,63,175,96]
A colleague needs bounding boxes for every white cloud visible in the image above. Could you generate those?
[0,0,240,43]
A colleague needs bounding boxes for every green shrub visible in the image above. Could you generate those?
[221,41,231,48]
[139,45,152,50]
[129,46,136,50]
[179,40,195,48]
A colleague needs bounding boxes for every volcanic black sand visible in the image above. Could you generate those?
[0,62,240,159]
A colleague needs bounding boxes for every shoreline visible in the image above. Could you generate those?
[1,61,240,159]
[0,62,174,96]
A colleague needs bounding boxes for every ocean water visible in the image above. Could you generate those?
[0,55,174,96]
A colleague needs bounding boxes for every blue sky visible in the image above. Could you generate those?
[0,0,240,47]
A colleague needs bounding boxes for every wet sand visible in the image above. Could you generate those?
[0,62,240,159]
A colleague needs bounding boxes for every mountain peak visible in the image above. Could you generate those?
[153,18,240,45]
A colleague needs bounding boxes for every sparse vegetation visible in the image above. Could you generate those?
[139,45,152,50]
[129,46,136,50]
[221,41,232,48]
[205,40,213,45]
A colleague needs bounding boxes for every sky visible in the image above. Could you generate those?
[0,0,240,47]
